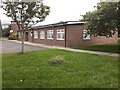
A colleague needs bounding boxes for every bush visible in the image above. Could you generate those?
[50,56,67,65]
[8,33,18,40]
[118,39,120,45]
[2,27,10,37]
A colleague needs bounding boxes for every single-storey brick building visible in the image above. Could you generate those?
[10,21,19,34]
[17,21,118,48]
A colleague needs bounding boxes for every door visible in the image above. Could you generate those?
[25,32,28,41]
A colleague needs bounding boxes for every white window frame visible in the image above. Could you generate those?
[34,31,38,39]
[18,32,24,38]
[40,31,45,39]
[18,32,21,38]
[30,31,33,37]
[83,30,90,40]
[47,30,53,39]
[57,29,65,40]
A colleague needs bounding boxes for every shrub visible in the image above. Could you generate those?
[118,39,120,45]
[2,27,10,37]
[50,56,67,65]
[8,33,18,40]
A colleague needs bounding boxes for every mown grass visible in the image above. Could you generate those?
[2,49,118,88]
[75,43,119,53]
[0,54,2,89]
[0,37,8,40]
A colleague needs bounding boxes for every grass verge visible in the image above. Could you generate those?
[0,37,8,40]
[75,43,119,53]
[2,49,118,88]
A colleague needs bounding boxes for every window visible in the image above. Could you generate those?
[57,29,65,40]
[30,31,33,37]
[83,30,90,40]
[18,32,21,38]
[34,31,38,39]
[18,32,23,38]
[40,31,45,39]
[47,30,53,39]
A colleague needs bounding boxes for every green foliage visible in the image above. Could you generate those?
[0,20,2,38]
[82,2,119,37]
[118,38,120,45]
[1,0,50,30]
[2,26,11,37]
[2,49,118,88]
[8,33,18,40]
[1,0,50,53]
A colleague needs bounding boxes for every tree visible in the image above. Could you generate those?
[0,20,2,38]
[1,0,50,53]
[2,25,11,37]
[82,2,119,37]
[117,2,120,37]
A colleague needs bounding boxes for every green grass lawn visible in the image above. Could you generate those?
[75,43,119,53]
[2,49,118,88]
[0,37,8,40]
[0,54,2,89]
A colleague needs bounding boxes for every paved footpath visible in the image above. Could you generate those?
[10,40,119,57]
[1,40,47,54]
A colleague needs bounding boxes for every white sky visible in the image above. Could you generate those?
[0,0,100,25]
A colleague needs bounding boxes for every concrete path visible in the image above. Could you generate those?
[1,40,47,54]
[9,40,119,57]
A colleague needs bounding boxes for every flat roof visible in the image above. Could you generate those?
[30,21,86,29]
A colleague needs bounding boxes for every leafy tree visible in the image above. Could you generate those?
[82,2,119,37]
[117,2,120,37]
[2,25,11,37]
[1,0,50,53]
[0,20,2,38]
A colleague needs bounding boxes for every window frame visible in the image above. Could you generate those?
[83,30,90,40]
[40,30,45,39]
[47,30,53,40]
[18,32,21,38]
[57,29,65,40]
[34,31,38,39]
[30,31,33,37]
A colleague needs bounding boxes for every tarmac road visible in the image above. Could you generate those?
[1,40,47,54]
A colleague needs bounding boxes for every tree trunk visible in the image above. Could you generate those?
[21,31,24,53]
[0,20,2,38]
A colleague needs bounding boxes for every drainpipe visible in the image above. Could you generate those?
[64,22,67,47]
[32,29,34,43]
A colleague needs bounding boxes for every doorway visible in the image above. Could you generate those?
[25,32,28,41]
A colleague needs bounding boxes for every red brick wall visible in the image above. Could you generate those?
[66,24,118,47]
[32,26,65,47]
[18,24,118,48]
[82,34,118,46]
[11,24,19,34]
[28,30,33,42]
[66,24,84,47]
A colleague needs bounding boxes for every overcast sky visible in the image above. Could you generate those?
[0,0,100,25]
